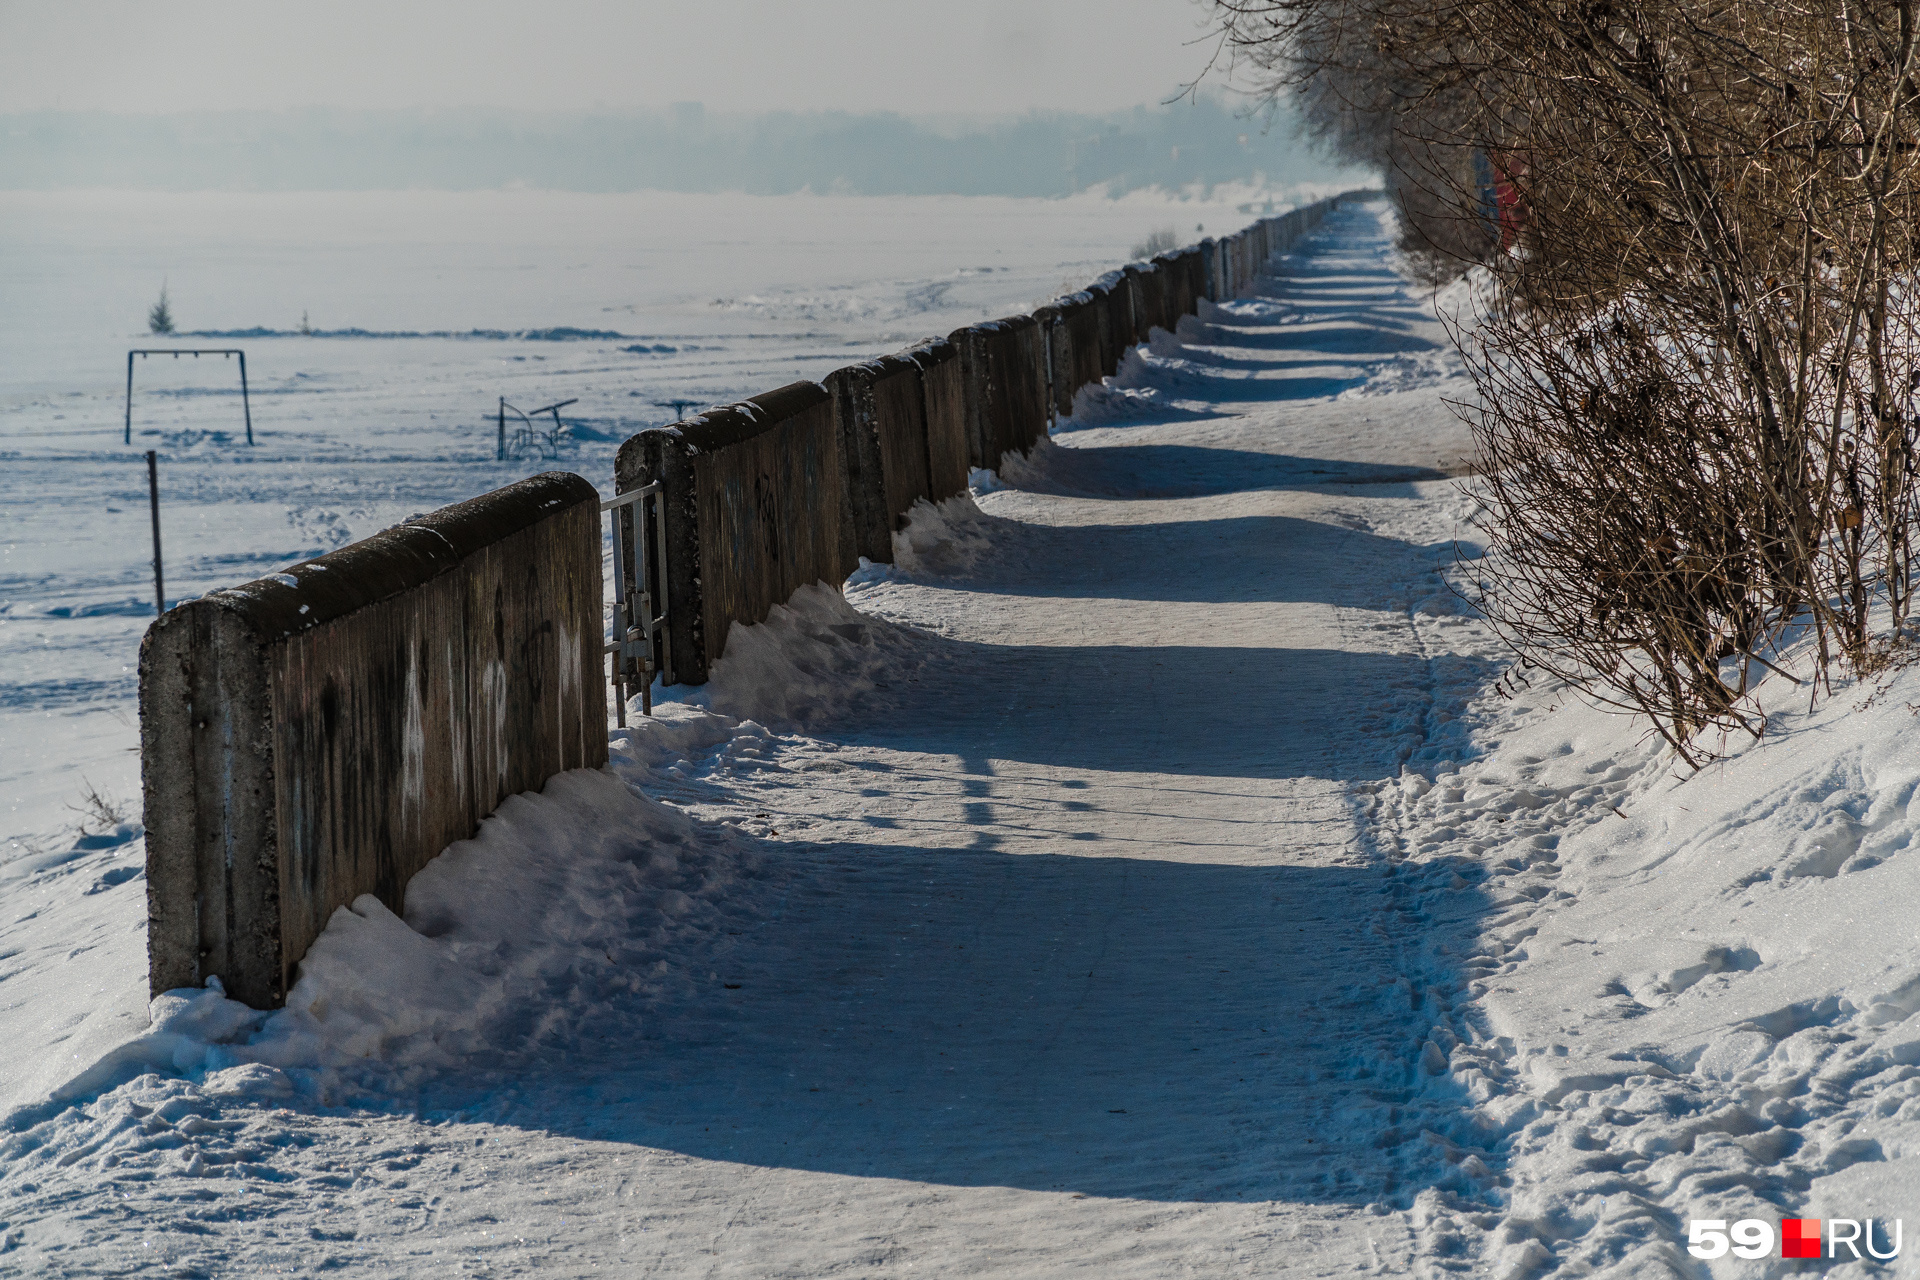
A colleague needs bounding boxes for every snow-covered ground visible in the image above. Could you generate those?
[4,196,1919,1277]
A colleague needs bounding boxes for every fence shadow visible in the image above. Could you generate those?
[1184,321,1442,357]
[844,631,1494,781]
[408,842,1494,1207]
[1033,443,1452,498]
[913,507,1460,611]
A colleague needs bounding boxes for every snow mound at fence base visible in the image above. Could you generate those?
[890,493,999,578]
[660,581,943,728]
[2,769,754,1128]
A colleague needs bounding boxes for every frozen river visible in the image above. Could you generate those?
[0,183,1333,851]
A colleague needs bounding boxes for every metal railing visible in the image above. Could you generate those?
[601,482,669,722]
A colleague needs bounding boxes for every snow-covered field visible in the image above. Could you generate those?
[4,196,1919,1276]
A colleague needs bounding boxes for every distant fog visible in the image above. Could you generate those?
[0,98,1361,196]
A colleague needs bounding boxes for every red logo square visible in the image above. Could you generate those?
[1782,1219,1821,1259]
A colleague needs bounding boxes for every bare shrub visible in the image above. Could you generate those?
[1130,227,1182,260]
[68,778,131,834]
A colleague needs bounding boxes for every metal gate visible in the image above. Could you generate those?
[602,483,669,722]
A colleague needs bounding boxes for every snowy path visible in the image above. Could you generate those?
[558,203,1494,1273]
[3,201,1524,1276]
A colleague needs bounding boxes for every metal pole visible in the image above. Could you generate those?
[609,504,629,729]
[652,484,670,686]
[125,352,135,446]
[637,498,653,714]
[238,351,253,446]
[146,451,165,616]
[497,397,505,461]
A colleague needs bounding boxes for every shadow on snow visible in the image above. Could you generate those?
[407,843,1496,1207]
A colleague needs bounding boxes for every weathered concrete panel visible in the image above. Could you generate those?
[910,338,969,501]
[826,366,892,564]
[949,318,1046,471]
[1123,264,1161,343]
[1083,278,1122,377]
[615,381,855,687]
[1175,246,1205,319]
[1058,293,1103,407]
[829,352,937,562]
[1156,248,1203,329]
[1040,299,1091,417]
[141,472,605,1008]
[998,314,1050,454]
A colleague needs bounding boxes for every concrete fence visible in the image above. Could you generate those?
[1050,294,1104,416]
[614,381,858,688]
[139,189,1372,1007]
[826,342,974,563]
[1091,276,1130,376]
[140,472,605,1007]
[953,315,1051,474]
[908,337,972,504]
[1123,264,1160,345]
[606,189,1369,686]
[830,355,927,564]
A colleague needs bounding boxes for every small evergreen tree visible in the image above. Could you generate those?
[148,281,175,335]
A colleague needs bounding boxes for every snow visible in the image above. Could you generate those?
[1433,656,1920,1276]
[3,195,1919,1275]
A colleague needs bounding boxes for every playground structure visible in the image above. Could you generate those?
[496,397,577,460]
[124,348,253,446]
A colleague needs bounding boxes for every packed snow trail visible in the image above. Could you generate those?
[1,200,1520,1276]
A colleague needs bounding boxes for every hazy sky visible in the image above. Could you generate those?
[0,1,1238,116]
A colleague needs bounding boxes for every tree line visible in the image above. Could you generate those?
[1212,0,1920,760]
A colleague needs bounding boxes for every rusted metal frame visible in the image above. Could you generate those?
[125,347,253,446]
[601,481,668,722]
[499,399,535,459]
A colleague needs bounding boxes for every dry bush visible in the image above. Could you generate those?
[1211,0,1498,279]
[1212,0,1920,760]
[1130,227,1183,260]
[68,778,131,834]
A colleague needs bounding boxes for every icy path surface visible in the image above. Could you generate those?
[2,201,1524,1276]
